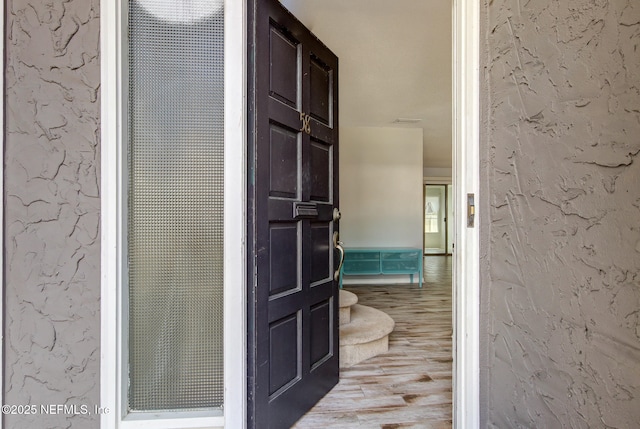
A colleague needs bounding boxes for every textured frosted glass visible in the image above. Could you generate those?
[127,0,224,411]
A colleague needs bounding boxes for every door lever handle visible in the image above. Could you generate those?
[333,231,344,282]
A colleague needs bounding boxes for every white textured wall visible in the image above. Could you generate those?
[339,126,423,250]
[5,1,101,428]
[481,0,640,427]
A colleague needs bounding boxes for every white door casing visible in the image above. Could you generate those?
[453,0,481,427]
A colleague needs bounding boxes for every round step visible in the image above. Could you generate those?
[339,304,395,367]
[339,289,358,308]
[339,304,394,346]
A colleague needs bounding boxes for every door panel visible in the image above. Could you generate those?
[310,223,331,285]
[269,26,300,107]
[248,0,340,428]
[309,56,332,124]
[310,300,332,365]
[310,140,332,202]
[269,224,299,296]
[269,312,301,394]
[269,125,299,198]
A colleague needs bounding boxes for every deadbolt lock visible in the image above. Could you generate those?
[333,208,341,222]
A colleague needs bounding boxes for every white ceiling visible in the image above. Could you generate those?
[279,0,452,168]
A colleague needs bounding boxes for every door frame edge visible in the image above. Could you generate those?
[452,0,481,428]
[99,0,122,425]
[224,0,249,427]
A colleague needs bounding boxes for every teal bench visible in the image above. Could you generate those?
[339,248,423,288]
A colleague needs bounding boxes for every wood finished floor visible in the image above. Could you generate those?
[293,256,453,429]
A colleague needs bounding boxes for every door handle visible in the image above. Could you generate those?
[333,231,345,281]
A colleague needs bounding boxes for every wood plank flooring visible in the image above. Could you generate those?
[293,256,453,429]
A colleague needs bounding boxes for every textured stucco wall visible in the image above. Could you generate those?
[5,1,101,428]
[481,0,640,427]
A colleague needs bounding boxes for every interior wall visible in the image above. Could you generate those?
[4,1,101,428]
[339,126,423,251]
[423,167,452,179]
[481,0,640,427]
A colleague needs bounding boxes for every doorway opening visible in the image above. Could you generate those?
[278,0,456,426]
[424,184,454,256]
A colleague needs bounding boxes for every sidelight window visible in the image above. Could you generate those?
[126,0,224,414]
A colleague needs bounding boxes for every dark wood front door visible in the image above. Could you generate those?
[247,0,340,428]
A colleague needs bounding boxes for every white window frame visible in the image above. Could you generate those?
[100,0,246,427]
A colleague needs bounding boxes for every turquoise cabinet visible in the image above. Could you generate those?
[339,248,423,288]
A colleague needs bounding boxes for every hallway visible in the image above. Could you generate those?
[294,256,453,428]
